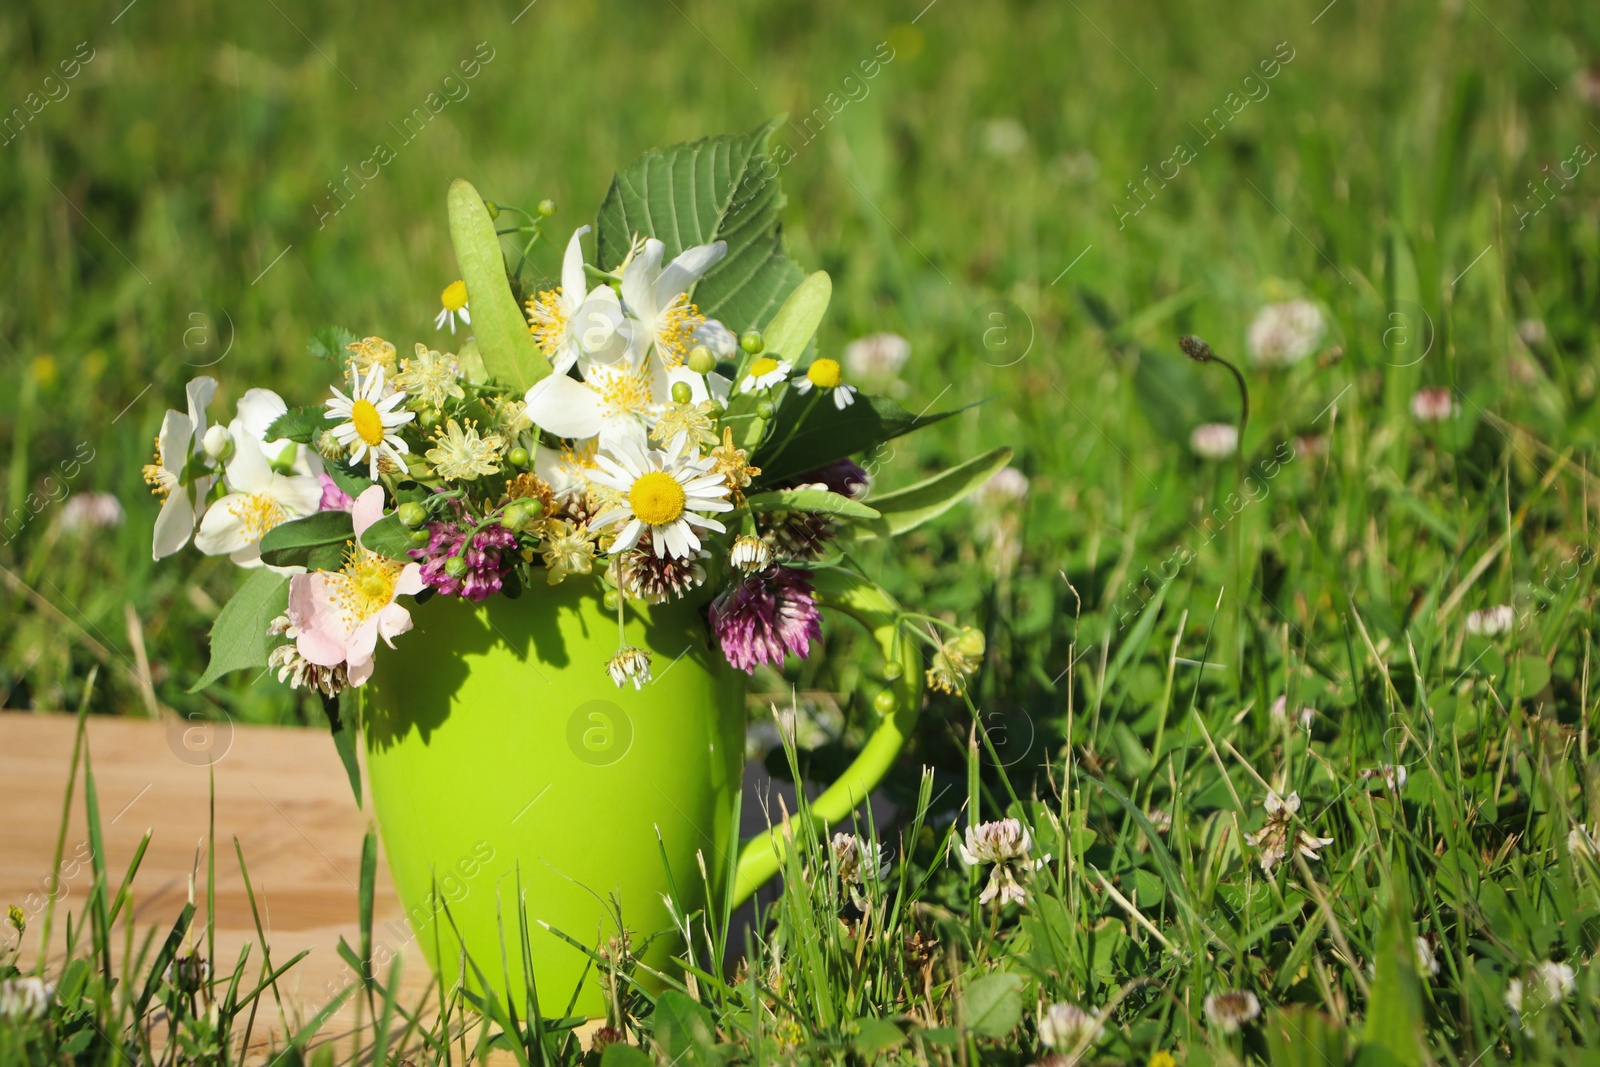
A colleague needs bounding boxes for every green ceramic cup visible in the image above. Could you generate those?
[366,568,920,1017]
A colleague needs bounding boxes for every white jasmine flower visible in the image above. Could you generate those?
[1203,990,1261,1033]
[145,376,219,560]
[1037,1001,1102,1050]
[1465,604,1514,636]
[194,430,322,568]
[325,365,414,479]
[958,818,1045,906]
[792,358,857,410]
[739,356,793,393]
[1190,422,1239,460]
[1247,299,1325,366]
[618,236,726,367]
[435,280,471,333]
[588,432,732,560]
[843,332,911,380]
[526,226,630,374]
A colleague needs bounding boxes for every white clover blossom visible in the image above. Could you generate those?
[0,976,54,1020]
[958,818,1045,906]
[1190,422,1239,460]
[1465,604,1515,636]
[1247,299,1324,366]
[1037,1001,1103,1049]
[843,332,910,380]
[1410,387,1454,423]
[1246,791,1334,874]
[1203,990,1261,1033]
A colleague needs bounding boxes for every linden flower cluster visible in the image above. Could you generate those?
[147,214,962,696]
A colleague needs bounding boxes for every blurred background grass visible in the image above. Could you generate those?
[1,0,1597,736]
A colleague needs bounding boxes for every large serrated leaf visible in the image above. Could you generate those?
[595,119,803,332]
[189,568,289,692]
[448,179,547,392]
[753,393,981,486]
[264,405,330,445]
[856,446,1014,540]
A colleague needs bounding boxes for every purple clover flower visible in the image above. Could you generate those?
[710,565,823,673]
[410,519,518,602]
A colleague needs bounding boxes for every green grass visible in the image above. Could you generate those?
[4,0,1600,1061]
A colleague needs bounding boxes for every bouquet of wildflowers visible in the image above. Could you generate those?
[147,123,1009,700]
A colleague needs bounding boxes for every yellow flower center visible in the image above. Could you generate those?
[228,493,288,543]
[351,399,387,446]
[629,471,686,526]
[440,280,469,312]
[654,293,705,367]
[806,358,843,389]
[593,364,654,417]
[526,288,569,355]
[334,547,403,622]
[749,356,779,379]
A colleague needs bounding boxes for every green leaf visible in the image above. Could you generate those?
[264,405,330,445]
[259,511,355,572]
[960,971,1023,1039]
[307,325,357,363]
[653,990,717,1066]
[326,463,374,500]
[744,488,879,521]
[595,119,804,332]
[753,393,980,486]
[329,690,363,808]
[1362,863,1426,1067]
[600,1047,654,1067]
[448,178,547,392]
[852,1018,906,1059]
[189,568,290,692]
[1266,1007,1350,1067]
[359,510,417,563]
[855,446,1014,540]
[760,270,831,361]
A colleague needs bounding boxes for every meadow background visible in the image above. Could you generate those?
[4,0,1600,1062]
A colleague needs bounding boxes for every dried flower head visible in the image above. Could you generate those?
[1203,990,1261,1033]
[168,953,210,996]
[830,832,890,888]
[615,547,708,604]
[1246,790,1334,874]
[730,535,771,573]
[607,646,653,690]
[266,615,350,697]
[708,427,760,502]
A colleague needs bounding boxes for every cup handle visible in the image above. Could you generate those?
[728,568,923,907]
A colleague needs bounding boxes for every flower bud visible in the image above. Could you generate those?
[499,502,528,532]
[397,502,428,528]
[755,400,774,419]
[201,425,234,461]
[443,555,469,578]
[409,528,431,545]
[484,200,500,219]
[873,689,898,716]
[420,409,441,429]
[602,588,620,611]
[507,446,530,468]
[881,660,903,681]
[739,330,764,355]
[671,381,693,405]
[537,199,557,218]
[687,345,717,375]
[955,627,986,658]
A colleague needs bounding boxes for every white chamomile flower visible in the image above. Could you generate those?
[792,357,857,410]
[193,432,322,568]
[588,432,733,560]
[435,280,471,333]
[325,366,415,480]
[739,356,792,393]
